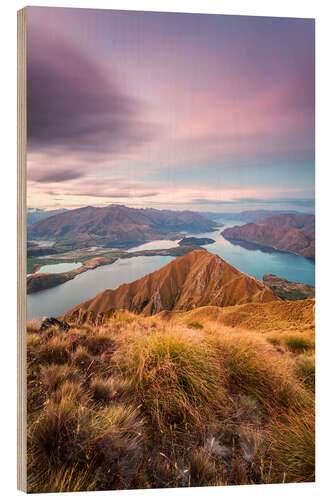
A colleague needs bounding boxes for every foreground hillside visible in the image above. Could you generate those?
[28,205,217,246]
[64,250,277,323]
[27,302,315,492]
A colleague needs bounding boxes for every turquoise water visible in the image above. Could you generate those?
[191,223,315,286]
[27,222,315,321]
[27,255,173,320]
[37,262,82,274]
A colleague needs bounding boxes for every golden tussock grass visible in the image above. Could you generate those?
[26,307,315,492]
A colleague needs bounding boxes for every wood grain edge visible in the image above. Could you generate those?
[17,7,27,493]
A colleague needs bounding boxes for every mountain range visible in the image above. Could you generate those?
[222,213,315,259]
[63,249,277,324]
[28,205,217,246]
[27,208,68,226]
[200,209,307,223]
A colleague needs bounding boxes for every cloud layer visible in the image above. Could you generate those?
[26,8,315,212]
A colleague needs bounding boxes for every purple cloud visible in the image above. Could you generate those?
[28,167,84,183]
[27,25,152,156]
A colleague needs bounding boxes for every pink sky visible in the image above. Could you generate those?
[27,7,315,213]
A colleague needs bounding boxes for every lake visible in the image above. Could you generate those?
[127,239,180,252]
[191,223,315,286]
[27,221,315,321]
[27,255,173,320]
[37,262,83,274]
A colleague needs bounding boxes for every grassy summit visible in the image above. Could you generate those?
[27,303,315,492]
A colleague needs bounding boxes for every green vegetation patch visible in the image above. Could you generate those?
[283,335,313,352]
[27,250,122,274]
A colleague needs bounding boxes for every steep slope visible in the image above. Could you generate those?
[28,205,217,245]
[222,223,315,259]
[63,250,276,324]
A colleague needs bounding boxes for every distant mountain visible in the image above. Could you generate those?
[200,210,304,224]
[260,213,315,233]
[28,205,217,246]
[222,214,315,259]
[63,249,277,324]
[27,208,68,226]
[238,210,305,223]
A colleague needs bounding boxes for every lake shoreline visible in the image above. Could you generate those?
[27,245,200,294]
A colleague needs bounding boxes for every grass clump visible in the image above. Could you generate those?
[189,449,218,486]
[283,335,313,352]
[37,335,70,365]
[212,333,305,411]
[28,388,144,492]
[40,364,80,393]
[268,407,315,483]
[86,330,116,355]
[114,328,225,432]
[294,354,315,391]
[187,321,203,330]
[71,345,94,370]
[90,376,132,404]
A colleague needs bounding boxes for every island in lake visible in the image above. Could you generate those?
[178,236,215,246]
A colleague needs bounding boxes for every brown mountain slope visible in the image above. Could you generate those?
[222,223,315,259]
[28,205,217,245]
[261,213,315,233]
[63,250,277,324]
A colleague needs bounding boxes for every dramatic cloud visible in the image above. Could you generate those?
[27,25,152,155]
[28,166,84,183]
